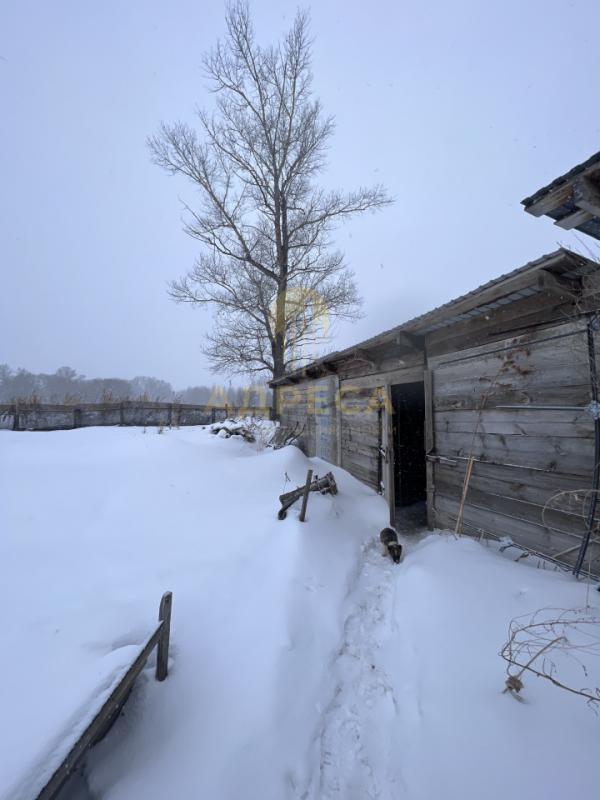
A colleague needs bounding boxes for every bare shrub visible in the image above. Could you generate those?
[500,607,600,711]
[542,490,600,575]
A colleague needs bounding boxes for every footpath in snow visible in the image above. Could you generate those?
[0,424,599,800]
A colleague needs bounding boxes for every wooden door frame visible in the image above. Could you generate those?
[384,373,432,530]
[424,368,435,530]
[384,385,396,527]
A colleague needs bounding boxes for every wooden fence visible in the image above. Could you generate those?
[0,401,272,432]
[35,592,173,800]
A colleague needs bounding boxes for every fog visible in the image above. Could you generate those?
[2,0,599,386]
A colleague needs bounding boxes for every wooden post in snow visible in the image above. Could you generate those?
[156,591,173,681]
[299,469,313,522]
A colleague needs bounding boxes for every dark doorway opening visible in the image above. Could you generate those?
[391,381,426,529]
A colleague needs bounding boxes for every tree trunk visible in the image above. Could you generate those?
[272,291,286,419]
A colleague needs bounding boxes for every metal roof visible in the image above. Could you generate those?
[270,248,598,386]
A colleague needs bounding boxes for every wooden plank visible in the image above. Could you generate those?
[341,436,380,452]
[434,494,582,558]
[430,372,591,405]
[434,408,593,438]
[156,591,173,681]
[574,175,600,217]
[424,369,435,529]
[426,293,572,355]
[339,365,424,390]
[37,630,162,799]
[433,498,600,575]
[335,377,342,467]
[341,424,380,441]
[433,459,591,513]
[435,476,587,538]
[340,457,379,489]
[422,254,569,324]
[524,183,573,217]
[434,383,591,412]
[384,385,396,525]
[435,430,594,476]
[37,592,173,800]
[339,385,380,399]
[341,417,380,433]
[433,506,600,573]
[427,318,587,369]
[433,331,591,409]
[426,293,582,359]
[554,208,594,230]
[394,332,424,351]
[581,272,600,300]
[299,469,313,523]
[433,335,589,393]
[339,400,380,416]
[340,440,379,459]
[341,448,379,471]
[537,270,581,300]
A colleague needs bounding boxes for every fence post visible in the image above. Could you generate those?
[156,591,173,681]
[299,469,313,522]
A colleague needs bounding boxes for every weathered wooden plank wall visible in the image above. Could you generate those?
[278,358,425,494]
[337,354,425,492]
[428,318,599,571]
[278,376,338,463]
[274,281,600,575]
[339,385,381,490]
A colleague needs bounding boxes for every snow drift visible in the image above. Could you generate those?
[0,425,598,800]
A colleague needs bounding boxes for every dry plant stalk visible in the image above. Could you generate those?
[455,456,474,535]
[500,607,600,711]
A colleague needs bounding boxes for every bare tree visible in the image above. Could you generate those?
[148,2,390,396]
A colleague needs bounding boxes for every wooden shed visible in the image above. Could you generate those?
[271,247,600,576]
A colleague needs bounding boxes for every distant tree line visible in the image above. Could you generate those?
[0,365,272,407]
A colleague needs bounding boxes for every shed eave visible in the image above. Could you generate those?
[270,248,598,388]
[522,151,600,241]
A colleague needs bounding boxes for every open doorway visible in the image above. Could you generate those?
[391,381,427,530]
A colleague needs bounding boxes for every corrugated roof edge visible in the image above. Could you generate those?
[270,247,597,386]
[521,151,600,208]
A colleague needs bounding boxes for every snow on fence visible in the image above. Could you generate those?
[35,592,173,800]
[0,401,273,432]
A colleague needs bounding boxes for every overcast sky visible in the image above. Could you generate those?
[1,0,599,388]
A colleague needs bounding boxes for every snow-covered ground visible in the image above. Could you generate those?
[1,425,598,800]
